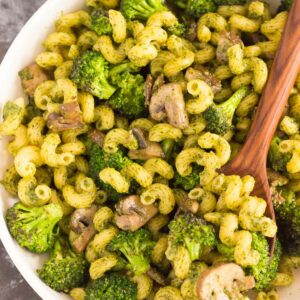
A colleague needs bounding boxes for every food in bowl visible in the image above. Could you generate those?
[0,0,299,299]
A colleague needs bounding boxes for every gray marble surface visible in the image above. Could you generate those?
[0,1,45,299]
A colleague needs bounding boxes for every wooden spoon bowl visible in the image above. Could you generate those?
[221,0,300,253]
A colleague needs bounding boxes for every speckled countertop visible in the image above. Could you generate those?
[0,1,45,299]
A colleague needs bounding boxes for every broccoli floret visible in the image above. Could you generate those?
[88,143,132,202]
[70,51,116,99]
[186,0,217,17]
[108,229,155,274]
[173,165,202,191]
[217,242,235,261]
[268,136,292,172]
[37,237,88,292]
[169,0,187,9]
[6,202,63,253]
[246,233,282,291]
[203,86,250,135]
[120,0,167,20]
[109,72,146,118]
[85,273,137,300]
[91,8,112,36]
[167,23,187,37]
[168,214,217,261]
[273,187,300,255]
[170,0,216,16]
[214,0,247,5]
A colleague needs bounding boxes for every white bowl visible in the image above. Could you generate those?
[0,0,299,299]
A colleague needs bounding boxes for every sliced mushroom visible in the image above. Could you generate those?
[185,66,222,94]
[128,142,165,160]
[174,189,199,214]
[129,128,165,160]
[196,263,255,300]
[70,205,97,252]
[47,101,84,132]
[88,129,105,147]
[216,31,243,64]
[149,83,189,129]
[19,63,49,97]
[115,195,158,231]
[145,74,154,106]
[132,127,148,149]
[147,267,167,286]
[152,74,165,94]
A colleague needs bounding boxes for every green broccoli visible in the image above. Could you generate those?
[85,273,137,300]
[6,202,63,253]
[272,187,300,255]
[37,237,88,292]
[91,8,112,36]
[109,72,146,118]
[88,143,132,202]
[109,61,140,80]
[170,0,186,9]
[171,0,217,17]
[246,233,282,291]
[167,23,187,37]
[168,214,217,261]
[172,165,202,191]
[268,136,292,172]
[217,241,235,261]
[108,229,155,274]
[203,86,250,135]
[70,51,116,99]
[186,0,217,17]
[214,0,247,5]
[120,0,167,20]
[108,62,145,118]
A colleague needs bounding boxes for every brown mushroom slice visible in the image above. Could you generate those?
[164,91,189,129]
[47,101,84,132]
[174,189,199,214]
[147,267,167,286]
[129,127,165,160]
[145,74,154,106]
[88,129,105,147]
[19,63,49,97]
[128,142,165,160]
[70,206,98,252]
[131,127,148,149]
[149,83,189,129]
[185,66,222,94]
[70,205,98,233]
[216,31,243,64]
[152,74,165,94]
[115,195,158,231]
[196,263,255,300]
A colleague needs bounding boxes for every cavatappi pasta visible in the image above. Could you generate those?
[0,0,298,299]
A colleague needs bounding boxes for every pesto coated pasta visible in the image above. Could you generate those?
[0,0,298,299]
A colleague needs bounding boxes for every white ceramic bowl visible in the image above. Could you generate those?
[0,0,299,299]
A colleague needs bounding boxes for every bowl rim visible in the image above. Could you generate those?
[0,1,300,300]
[0,2,77,299]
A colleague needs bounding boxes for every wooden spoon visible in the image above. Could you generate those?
[221,0,300,253]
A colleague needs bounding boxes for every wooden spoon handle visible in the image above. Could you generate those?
[241,0,300,164]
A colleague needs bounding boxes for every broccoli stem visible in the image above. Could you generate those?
[219,86,250,121]
[184,238,202,261]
